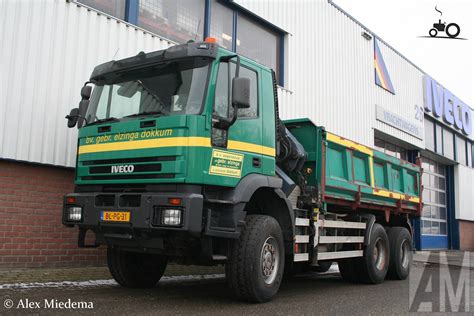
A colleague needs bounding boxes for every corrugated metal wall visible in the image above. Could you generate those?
[0,0,174,167]
[237,0,425,149]
[454,165,474,221]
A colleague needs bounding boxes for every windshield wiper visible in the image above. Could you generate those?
[86,117,120,126]
[124,110,165,118]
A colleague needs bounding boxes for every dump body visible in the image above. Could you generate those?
[285,118,422,216]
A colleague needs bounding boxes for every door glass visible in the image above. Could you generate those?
[213,62,258,118]
[214,63,230,118]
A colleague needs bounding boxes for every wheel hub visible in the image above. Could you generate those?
[373,237,387,271]
[400,239,411,269]
[260,237,280,285]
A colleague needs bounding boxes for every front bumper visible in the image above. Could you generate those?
[62,192,204,239]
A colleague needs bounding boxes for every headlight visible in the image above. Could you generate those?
[161,208,182,226]
[67,206,82,222]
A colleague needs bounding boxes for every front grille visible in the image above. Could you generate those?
[82,156,175,166]
[82,174,174,180]
[80,156,177,182]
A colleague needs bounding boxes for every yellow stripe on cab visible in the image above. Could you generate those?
[78,136,275,157]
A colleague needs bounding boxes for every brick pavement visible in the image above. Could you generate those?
[0,264,224,284]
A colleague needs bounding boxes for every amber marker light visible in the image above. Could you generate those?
[204,37,217,43]
[66,197,76,204]
[168,198,182,206]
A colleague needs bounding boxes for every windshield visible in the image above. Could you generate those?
[85,58,210,124]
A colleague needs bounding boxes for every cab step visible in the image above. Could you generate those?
[317,250,363,260]
[294,253,310,262]
[295,235,309,243]
[293,208,310,262]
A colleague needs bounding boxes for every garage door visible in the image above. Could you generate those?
[420,157,448,249]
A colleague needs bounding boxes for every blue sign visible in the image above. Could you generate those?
[424,76,472,136]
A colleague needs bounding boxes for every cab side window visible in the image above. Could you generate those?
[214,62,258,118]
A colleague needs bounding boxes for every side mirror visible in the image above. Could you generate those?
[66,108,79,128]
[81,85,92,100]
[232,77,250,109]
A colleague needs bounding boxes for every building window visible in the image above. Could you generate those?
[77,0,286,85]
[208,3,285,85]
[455,135,467,165]
[236,14,280,80]
[374,138,407,161]
[421,157,447,236]
[443,129,454,160]
[137,0,205,44]
[424,119,435,152]
[77,0,126,20]
[210,0,234,50]
[435,124,443,155]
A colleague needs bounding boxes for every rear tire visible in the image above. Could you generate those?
[226,215,285,303]
[387,227,412,280]
[357,223,390,284]
[107,247,167,288]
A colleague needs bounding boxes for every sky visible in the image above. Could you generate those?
[333,0,474,107]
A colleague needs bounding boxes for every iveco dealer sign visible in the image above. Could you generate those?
[424,76,473,137]
[376,105,423,139]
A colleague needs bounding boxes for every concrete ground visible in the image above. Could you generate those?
[0,251,472,314]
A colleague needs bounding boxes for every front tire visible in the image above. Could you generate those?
[107,247,167,288]
[226,215,285,303]
[429,28,438,37]
[387,227,412,280]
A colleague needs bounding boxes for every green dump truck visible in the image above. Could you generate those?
[63,39,422,302]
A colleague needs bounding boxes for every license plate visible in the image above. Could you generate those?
[100,211,130,222]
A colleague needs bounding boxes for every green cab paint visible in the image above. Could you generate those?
[75,47,276,187]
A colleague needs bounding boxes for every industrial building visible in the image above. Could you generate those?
[0,0,472,268]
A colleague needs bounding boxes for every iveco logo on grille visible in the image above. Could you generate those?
[111,165,135,173]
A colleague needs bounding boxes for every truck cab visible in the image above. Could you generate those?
[63,39,420,303]
[65,40,279,239]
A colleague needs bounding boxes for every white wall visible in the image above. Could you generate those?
[0,0,173,167]
[454,165,474,221]
[237,0,425,149]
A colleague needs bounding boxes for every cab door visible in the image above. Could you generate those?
[207,59,263,186]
